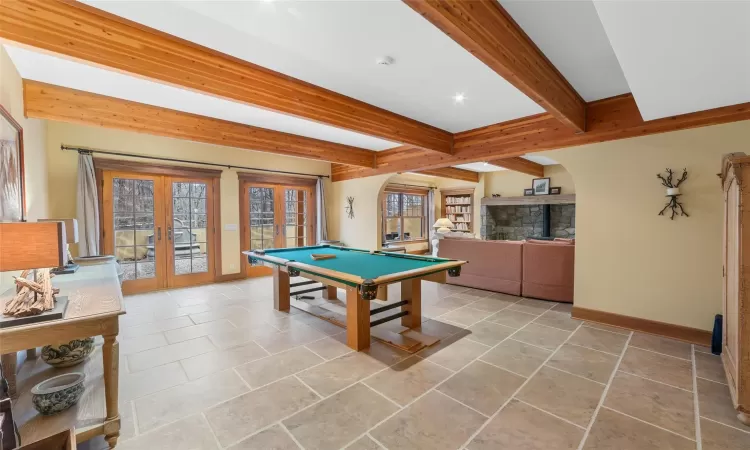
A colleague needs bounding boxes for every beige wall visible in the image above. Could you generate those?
[547,120,750,331]
[45,121,331,275]
[0,46,49,289]
[484,164,575,197]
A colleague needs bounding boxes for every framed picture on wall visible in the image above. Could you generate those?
[550,187,561,195]
[0,103,24,221]
[532,177,550,195]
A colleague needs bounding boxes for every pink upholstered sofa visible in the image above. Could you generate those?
[438,237,575,303]
[438,238,523,296]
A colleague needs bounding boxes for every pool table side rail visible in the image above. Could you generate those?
[370,260,465,285]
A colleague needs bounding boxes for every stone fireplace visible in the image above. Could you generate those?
[481,196,575,241]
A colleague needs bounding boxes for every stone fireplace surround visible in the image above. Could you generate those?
[480,197,575,241]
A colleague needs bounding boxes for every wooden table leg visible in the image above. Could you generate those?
[400,278,422,329]
[273,266,290,312]
[0,353,17,399]
[346,287,370,351]
[102,333,120,448]
[322,285,337,300]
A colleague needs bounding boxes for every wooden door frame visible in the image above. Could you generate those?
[95,158,224,288]
[164,175,217,288]
[238,173,317,277]
[101,170,167,295]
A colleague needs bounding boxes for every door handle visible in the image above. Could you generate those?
[168,226,173,241]
[157,227,162,241]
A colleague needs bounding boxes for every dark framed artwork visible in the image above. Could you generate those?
[0,104,24,221]
[550,187,561,195]
[532,177,550,195]
[524,188,534,196]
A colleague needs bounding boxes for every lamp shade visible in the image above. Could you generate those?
[0,222,67,271]
[39,218,79,244]
[433,218,454,234]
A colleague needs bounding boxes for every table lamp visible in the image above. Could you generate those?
[38,218,79,274]
[433,218,455,234]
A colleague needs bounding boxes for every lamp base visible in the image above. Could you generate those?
[436,227,452,234]
[51,263,79,275]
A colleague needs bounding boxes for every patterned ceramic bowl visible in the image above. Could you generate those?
[31,372,86,416]
[42,338,95,368]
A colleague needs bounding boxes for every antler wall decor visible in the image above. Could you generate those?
[657,168,689,220]
[345,196,355,219]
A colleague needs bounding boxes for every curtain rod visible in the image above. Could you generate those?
[60,145,330,179]
[387,182,436,190]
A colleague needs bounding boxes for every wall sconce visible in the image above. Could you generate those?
[657,168,689,220]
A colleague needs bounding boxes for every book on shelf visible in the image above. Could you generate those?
[445,195,472,204]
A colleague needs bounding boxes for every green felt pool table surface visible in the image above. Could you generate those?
[249,245,455,281]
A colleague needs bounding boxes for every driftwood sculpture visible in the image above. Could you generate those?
[3,268,59,317]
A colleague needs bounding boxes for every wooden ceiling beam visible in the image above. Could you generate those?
[487,157,544,177]
[404,0,586,131]
[24,81,378,167]
[413,167,479,183]
[336,94,750,180]
[1,0,453,154]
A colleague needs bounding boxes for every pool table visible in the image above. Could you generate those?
[243,245,466,351]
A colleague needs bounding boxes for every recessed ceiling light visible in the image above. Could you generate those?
[376,56,395,66]
[453,93,466,104]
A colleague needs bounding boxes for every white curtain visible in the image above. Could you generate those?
[316,177,328,243]
[77,153,100,256]
[427,188,436,254]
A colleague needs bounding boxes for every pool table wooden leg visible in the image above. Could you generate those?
[322,285,337,300]
[400,278,422,328]
[273,266,290,312]
[346,287,370,351]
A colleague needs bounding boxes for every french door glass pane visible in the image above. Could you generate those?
[285,189,307,248]
[249,187,275,265]
[172,181,208,275]
[112,177,155,281]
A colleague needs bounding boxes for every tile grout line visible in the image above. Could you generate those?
[696,375,729,386]
[433,388,489,419]
[130,400,140,437]
[529,319,582,334]
[513,398,586,430]
[475,358,528,379]
[699,415,750,435]
[543,364,607,386]
[366,432,389,450]
[507,337,554,353]
[200,412,224,450]
[565,342,621,357]
[628,344,692,362]
[617,369,693,393]
[360,381,406,410]
[340,314,551,450]
[575,331,633,450]
[580,323,630,336]
[602,406,697,442]
[279,421,307,450]
[458,322,587,449]
[692,345,703,449]
[293,374,324,400]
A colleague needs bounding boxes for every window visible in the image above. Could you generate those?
[382,189,428,243]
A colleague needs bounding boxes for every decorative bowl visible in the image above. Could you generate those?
[73,255,115,266]
[42,338,95,368]
[31,372,86,415]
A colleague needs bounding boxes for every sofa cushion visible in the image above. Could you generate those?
[522,243,575,302]
[438,238,523,296]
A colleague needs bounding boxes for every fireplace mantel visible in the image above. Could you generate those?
[481,194,576,206]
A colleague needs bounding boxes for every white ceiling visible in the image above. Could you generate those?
[594,0,750,120]
[500,0,630,102]
[83,0,544,133]
[4,45,398,151]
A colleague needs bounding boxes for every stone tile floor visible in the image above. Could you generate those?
[79,277,750,450]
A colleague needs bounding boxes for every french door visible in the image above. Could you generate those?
[241,180,315,277]
[102,171,215,294]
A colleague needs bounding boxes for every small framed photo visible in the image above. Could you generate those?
[550,187,561,195]
[524,188,534,196]
[532,177,550,195]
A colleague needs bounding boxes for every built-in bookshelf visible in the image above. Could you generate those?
[441,188,475,234]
